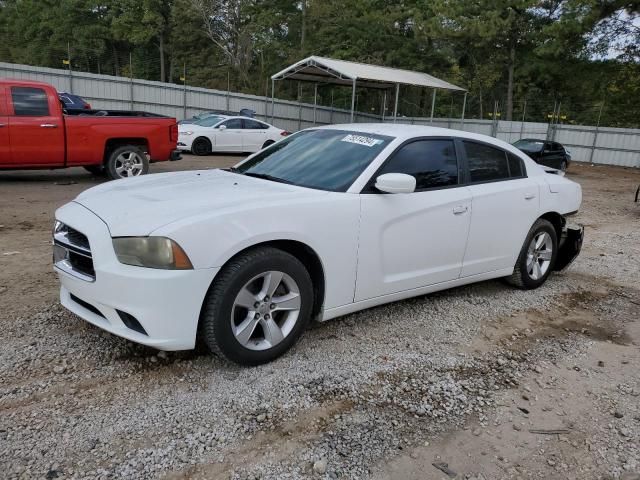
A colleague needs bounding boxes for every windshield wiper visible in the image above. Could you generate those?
[242,172,293,185]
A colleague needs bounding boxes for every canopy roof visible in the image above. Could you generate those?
[271,55,465,91]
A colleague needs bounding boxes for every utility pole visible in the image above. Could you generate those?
[129,52,134,111]
[181,63,187,120]
[67,42,73,94]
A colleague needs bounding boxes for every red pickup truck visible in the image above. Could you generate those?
[0,79,180,179]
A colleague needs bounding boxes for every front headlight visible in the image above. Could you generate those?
[180,131,194,136]
[112,237,193,270]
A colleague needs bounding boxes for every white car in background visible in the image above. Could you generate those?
[53,124,583,366]
[178,115,289,155]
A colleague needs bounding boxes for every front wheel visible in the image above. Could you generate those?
[105,145,149,180]
[199,247,314,365]
[560,160,568,171]
[506,219,558,289]
[192,137,212,156]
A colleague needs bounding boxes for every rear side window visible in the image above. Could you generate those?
[11,87,49,116]
[220,118,242,129]
[243,119,267,129]
[464,141,511,183]
[377,139,458,190]
[508,152,526,178]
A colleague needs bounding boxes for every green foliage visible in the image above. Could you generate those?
[0,0,637,126]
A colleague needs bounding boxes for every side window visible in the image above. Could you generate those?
[11,87,49,116]
[508,152,526,178]
[221,118,242,129]
[377,139,458,190]
[243,119,267,129]
[464,141,510,183]
[552,142,563,151]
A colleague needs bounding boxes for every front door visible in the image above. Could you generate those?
[355,138,472,301]
[8,85,64,166]
[214,118,244,152]
[460,140,540,277]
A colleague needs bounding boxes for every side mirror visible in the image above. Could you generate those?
[374,173,416,194]
[218,124,227,130]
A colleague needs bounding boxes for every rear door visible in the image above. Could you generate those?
[241,118,268,152]
[460,140,539,277]
[355,138,472,301]
[8,85,65,166]
[0,86,10,166]
[214,118,243,152]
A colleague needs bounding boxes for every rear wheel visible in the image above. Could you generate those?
[192,137,212,156]
[105,145,148,180]
[262,140,275,149]
[199,247,313,365]
[506,219,558,289]
[560,159,568,171]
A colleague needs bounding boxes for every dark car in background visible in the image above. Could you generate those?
[179,108,256,125]
[58,92,91,110]
[513,138,572,171]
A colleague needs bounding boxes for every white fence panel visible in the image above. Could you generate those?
[1,61,638,167]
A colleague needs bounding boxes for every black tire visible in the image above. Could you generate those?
[84,165,105,176]
[105,145,149,180]
[199,247,314,366]
[506,219,558,289]
[262,140,275,149]
[192,137,212,156]
[560,159,568,171]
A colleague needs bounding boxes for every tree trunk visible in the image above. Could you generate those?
[159,34,165,82]
[301,0,307,52]
[506,43,515,121]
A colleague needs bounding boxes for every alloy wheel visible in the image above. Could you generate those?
[231,271,301,351]
[114,151,144,178]
[526,232,553,280]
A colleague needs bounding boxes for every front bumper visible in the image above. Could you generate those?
[554,224,584,271]
[54,202,218,351]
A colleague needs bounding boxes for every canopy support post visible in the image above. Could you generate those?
[270,79,275,123]
[430,89,436,123]
[460,92,467,129]
[393,84,399,123]
[350,79,356,122]
[381,90,387,122]
[313,84,318,125]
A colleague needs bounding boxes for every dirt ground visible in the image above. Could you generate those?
[1,158,639,480]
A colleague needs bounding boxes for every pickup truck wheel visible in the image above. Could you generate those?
[506,219,558,289]
[106,145,149,180]
[84,165,105,176]
[192,137,212,156]
[200,247,313,366]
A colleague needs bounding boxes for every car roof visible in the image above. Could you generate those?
[315,123,518,146]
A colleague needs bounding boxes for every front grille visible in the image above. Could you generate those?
[65,227,90,250]
[53,221,95,281]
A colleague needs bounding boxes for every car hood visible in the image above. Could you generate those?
[74,169,325,236]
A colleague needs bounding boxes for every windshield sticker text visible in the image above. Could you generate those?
[341,134,383,147]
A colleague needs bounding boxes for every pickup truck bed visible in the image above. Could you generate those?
[0,79,180,179]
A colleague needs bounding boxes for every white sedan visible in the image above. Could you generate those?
[177,115,289,155]
[53,124,583,365]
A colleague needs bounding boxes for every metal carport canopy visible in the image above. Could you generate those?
[270,55,467,123]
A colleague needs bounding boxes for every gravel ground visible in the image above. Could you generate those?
[1,159,639,480]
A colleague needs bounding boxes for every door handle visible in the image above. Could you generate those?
[452,205,468,215]
[524,193,536,200]
[40,123,58,128]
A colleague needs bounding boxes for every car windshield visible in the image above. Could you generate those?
[235,129,393,192]
[513,139,544,152]
[194,115,226,127]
